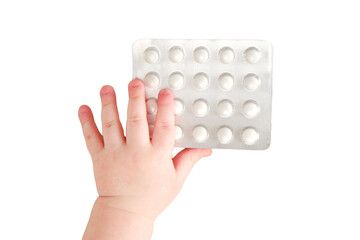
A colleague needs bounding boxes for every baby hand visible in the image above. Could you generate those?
[78,79,211,224]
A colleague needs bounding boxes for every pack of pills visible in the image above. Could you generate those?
[132,39,272,150]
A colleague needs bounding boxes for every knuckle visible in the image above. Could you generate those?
[182,151,196,166]
[102,101,113,108]
[128,114,145,124]
[84,133,93,141]
[189,153,196,165]
[129,92,144,101]
[156,119,174,130]
[103,119,116,129]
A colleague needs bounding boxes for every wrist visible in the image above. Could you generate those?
[83,196,154,240]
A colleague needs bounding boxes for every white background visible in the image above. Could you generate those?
[0,0,359,239]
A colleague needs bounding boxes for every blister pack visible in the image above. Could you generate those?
[132,39,272,150]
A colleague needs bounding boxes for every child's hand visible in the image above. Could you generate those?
[79,79,211,239]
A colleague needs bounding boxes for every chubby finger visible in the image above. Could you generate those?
[78,105,104,155]
[100,85,125,148]
[126,79,149,146]
[151,89,175,149]
[173,148,212,183]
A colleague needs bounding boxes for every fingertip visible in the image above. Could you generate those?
[158,88,173,98]
[78,105,91,119]
[79,104,89,113]
[128,78,144,89]
[202,148,212,157]
[128,79,145,98]
[100,85,115,97]
[157,89,174,108]
[100,86,117,107]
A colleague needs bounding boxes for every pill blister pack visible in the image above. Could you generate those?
[132,39,272,150]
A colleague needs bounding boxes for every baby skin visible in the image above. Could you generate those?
[78,79,212,240]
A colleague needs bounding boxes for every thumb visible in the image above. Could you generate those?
[173,148,212,183]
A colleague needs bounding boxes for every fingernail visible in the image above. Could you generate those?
[131,82,141,88]
[79,106,88,113]
[159,89,171,96]
[101,86,113,96]
[129,79,143,89]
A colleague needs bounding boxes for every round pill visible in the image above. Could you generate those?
[175,125,183,141]
[192,99,209,117]
[193,47,209,63]
[148,124,154,137]
[219,47,235,64]
[217,100,234,118]
[244,47,261,64]
[168,46,184,63]
[144,72,160,90]
[146,98,157,114]
[168,72,184,90]
[218,73,234,91]
[243,73,260,91]
[193,73,209,90]
[242,100,260,118]
[192,125,208,143]
[174,99,184,115]
[217,127,233,144]
[144,47,160,64]
[241,128,259,145]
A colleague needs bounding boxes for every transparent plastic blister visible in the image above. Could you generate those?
[132,39,272,150]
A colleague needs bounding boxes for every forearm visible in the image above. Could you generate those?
[83,197,154,240]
